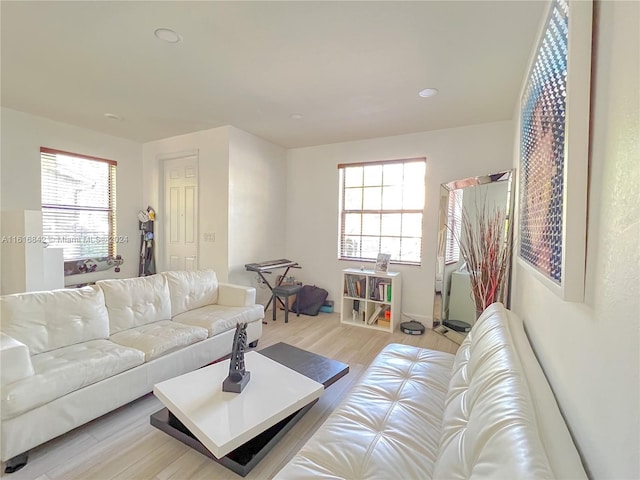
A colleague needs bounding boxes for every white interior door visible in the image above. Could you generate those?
[164,155,198,271]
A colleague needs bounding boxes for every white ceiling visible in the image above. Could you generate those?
[1,1,546,149]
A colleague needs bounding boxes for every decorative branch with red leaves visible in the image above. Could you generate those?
[449,201,513,315]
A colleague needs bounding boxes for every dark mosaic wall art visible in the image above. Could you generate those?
[519,0,569,284]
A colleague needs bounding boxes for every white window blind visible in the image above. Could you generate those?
[338,158,426,265]
[445,188,463,264]
[41,147,117,261]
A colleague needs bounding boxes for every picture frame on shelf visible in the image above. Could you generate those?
[374,253,391,273]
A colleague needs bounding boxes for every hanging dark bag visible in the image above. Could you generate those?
[293,285,329,316]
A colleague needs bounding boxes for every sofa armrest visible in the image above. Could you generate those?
[217,283,257,307]
[1,332,35,387]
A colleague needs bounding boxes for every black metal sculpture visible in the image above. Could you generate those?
[222,322,251,393]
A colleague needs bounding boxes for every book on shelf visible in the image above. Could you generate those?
[345,276,353,297]
[346,275,366,298]
[378,283,386,301]
[377,318,390,328]
[359,278,366,298]
[351,300,367,323]
[367,305,388,325]
[367,305,383,325]
[369,277,392,302]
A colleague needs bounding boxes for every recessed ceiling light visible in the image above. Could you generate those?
[290,113,303,120]
[154,28,182,44]
[418,88,439,98]
[104,113,122,120]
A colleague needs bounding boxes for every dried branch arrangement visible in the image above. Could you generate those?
[451,203,513,315]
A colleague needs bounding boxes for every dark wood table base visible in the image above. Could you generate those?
[150,343,348,477]
[150,402,316,477]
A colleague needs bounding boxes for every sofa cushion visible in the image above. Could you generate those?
[97,275,171,334]
[163,270,219,317]
[433,303,554,479]
[172,304,264,337]
[0,286,109,355]
[109,320,208,362]
[1,339,144,420]
[274,343,455,479]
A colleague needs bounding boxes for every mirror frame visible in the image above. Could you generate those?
[432,169,515,328]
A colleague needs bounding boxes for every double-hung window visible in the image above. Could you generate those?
[41,147,117,261]
[338,158,426,265]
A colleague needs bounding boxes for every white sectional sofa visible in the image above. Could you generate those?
[275,303,587,479]
[0,270,263,470]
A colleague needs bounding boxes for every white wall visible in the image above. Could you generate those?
[228,127,288,305]
[286,121,514,325]
[142,125,287,301]
[461,181,510,229]
[0,108,143,293]
[142,126,230,280]
[511,1,640,478]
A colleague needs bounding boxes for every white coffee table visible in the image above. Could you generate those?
[152,350,324,474]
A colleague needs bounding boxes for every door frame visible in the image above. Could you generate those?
[158,149,200,273]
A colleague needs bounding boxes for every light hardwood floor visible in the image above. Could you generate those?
[3,311,459,480]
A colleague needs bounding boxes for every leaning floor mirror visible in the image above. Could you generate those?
[433,170,515,343]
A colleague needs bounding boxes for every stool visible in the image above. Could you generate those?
[272,284,302,323]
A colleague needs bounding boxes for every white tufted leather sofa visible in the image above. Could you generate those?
[275,303,587,479]
[0,269,263,466]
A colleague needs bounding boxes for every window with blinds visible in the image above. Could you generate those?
[338,158,426,265]
[445,188,463,264]
[41,147,117,261]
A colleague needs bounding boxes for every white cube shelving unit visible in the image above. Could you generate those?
[340,268,401,332]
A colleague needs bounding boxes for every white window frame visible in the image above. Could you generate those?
[338,157,426,266]
[41,147,117,262]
